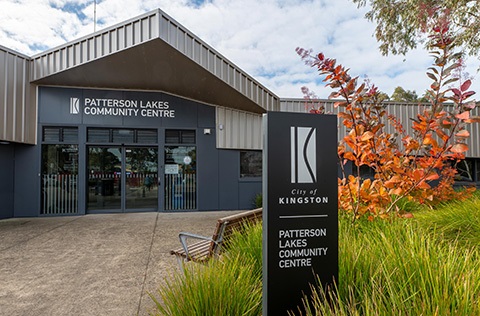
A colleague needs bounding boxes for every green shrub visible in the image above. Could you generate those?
[253,193,262,208]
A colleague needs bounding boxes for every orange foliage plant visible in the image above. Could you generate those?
[296,18,478,221]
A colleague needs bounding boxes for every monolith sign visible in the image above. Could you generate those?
[263,112,338,315]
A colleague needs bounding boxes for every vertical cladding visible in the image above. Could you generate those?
[88,37,95,59]
[0,47,33,144]
[31,11,159,81]
[279,99,480,158]
[193,40,201,64]
[95,35,102,57]
[133,20,141,44]
[216,106,263,150]
[125,23,133,47]
[186,33,193,56]
[200,45,208,68]
[118,27,126,50]
[74,43,82,66]
[215,56,222,77]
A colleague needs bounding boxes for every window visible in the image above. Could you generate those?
[240,151,262,178]
[43,127,78,143]
[41,144,79,214]
[353,165,375,179]
[87,128,158,144]
[476,160,480,182]
[165,130,196,144]
[41,126,79,214]
[455,159,474,182]
[112,129,135,143]
[137,129,158,144]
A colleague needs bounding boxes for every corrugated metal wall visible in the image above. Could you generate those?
[0,46,35,144]
[158,12,279,112]
[30,9,279,113]
[280,98,480,158]
[30,13,159,80]
[216,106,263,150]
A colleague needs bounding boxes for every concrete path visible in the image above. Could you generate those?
[0,211,234,316]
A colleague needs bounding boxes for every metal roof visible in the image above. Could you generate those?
[30,9,280,114]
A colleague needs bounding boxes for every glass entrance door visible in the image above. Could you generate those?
[125,147,158,209]
[87,147,122,211]
[87,146,158,212]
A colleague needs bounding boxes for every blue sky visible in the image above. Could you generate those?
[1,0,479,99]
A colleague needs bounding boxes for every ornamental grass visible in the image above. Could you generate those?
[151,197,480,315]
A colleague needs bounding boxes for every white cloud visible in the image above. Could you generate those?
[1,0,479,100]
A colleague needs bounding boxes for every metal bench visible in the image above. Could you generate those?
[170,208,262,266]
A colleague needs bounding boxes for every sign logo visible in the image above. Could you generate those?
[291,126,316,183]
[70,97,79,114]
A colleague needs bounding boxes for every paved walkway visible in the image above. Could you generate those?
[0,211,234,316]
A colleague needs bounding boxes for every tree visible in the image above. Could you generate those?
[390,86,419,102]
[297,16,478,221]
[352,0,480,57]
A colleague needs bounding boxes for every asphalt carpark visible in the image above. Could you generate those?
[0,211,235,316]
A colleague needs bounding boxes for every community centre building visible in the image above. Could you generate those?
[1,8,480,219]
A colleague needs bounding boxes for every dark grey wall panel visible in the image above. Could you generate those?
[13,144,40,217]
[196,128,219,211]
[0,145,14,219]
[198,104,215,127]
[218,150,239,209]
[38,87,83,125]
[161,94,199,128]
[239,180,262,209]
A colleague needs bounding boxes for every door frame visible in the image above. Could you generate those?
[86,145,160,213]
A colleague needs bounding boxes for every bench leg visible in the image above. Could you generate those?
[175,255,187,273]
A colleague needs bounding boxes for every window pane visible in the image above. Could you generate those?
[41,144,78,214]
[165,130,196,144]
[62,128,78,143]
[455,159,474,181]
[88,128,110,143]
[137,129,158,144]
[165,130,180,144]
[240,151,262,178]
[476,160,480,182]
[43,127,61,142]
[181,130,196,144]
[112,129,134,143]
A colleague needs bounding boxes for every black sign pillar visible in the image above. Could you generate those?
[262,112,338,315]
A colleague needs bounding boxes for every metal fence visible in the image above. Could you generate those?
[164,173,196,210]
[42,174,78,214]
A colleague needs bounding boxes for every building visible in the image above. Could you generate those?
[1,9,479,219]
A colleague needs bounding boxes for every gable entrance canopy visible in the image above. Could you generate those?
[30,9,279,114]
